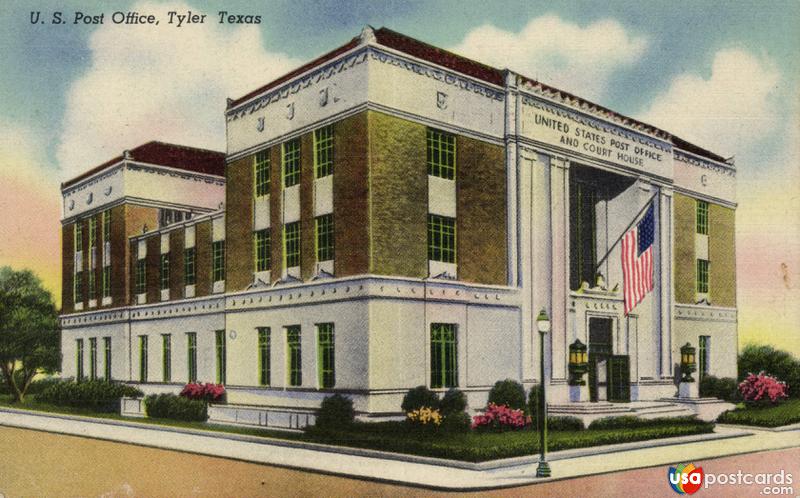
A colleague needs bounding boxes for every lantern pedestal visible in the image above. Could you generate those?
[569,384,589,402]
[678,381,699,399]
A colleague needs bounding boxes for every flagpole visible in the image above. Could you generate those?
[595,192,658,271]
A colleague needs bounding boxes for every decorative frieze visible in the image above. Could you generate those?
[674,149,736,177]
[675,304,736,322]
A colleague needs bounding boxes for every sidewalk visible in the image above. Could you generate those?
[1,407,798,491]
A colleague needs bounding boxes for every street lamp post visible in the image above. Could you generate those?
[536,309,551,478]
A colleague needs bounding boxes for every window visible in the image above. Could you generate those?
[314,125,334,178]
[138,335,148,383]
[258,327,271,386]
[74,271,83,303]
[282,138,301,187]
[427,215,456,263]
[135,259,146,295]
[101,267,111,298]
[286,326,302,387]
[696,200,709,235]
[316,214,334,262]
[215,330,227,385]
[102,210,110,244]
[75,222,83,252]
[89,338,97,380]
[254,150,271,197]
[699,335,710,380]
[162,334,172,383]
[570,180,598,290]
[184,248,196,286]
[88,269,96,301]
[317,323,335,388]
[284,222,301,268]
[89,217,97,249]
[254,229,271,272]
[103,337,112,380]
[427,128,456,179]
[160,253,170,290]
[430,323,458,388]
[697,259,709,294]
[76,339,84,381]
[212,241,225,282]
[186,332,197,383]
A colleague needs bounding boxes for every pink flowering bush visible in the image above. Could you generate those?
[739,372,788,405]
[471,403,532,432]
[180,382,226,403]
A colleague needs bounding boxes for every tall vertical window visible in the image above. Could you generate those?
[282,138,301,187]
[138,335,148,383]
[74,222,83,304]
[162,334,172,383]
[314,125,334,178]
[89,338,97,380]
[258,327,271,386]
[160,253,170,290]
[75,222,83,252]
[696,200,709,235]
[215,330,227,385]
[427,128,456,179]
[184,248,196,286]
[103,337,112,380]
[699,335,710,380]
[186,332,197,383]
[76,339,84,381]
[74,271,83,303]
[212,241,225,283]
[315,214,334,262]
[89,217,97,249]
[254,229,271,272]
[427,215,456,263]
[102,209,111,243]
[88,218,97,300]
[286,326,302,387]
[697,259,710,294]
[101,267,111,299]
[570,180,598,290]
[135,259,146,295]
[254,150,271,197]
[317,323,335,389]
[88,269,96,301]
[430,323,458,388]
[284,222,301,268]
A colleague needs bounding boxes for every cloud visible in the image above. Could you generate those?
[57,1,301,181]
[639,49,780,157]
[0,120,62,302]
[451,15,648,101]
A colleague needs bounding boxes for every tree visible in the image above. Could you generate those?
[0,267,59,402]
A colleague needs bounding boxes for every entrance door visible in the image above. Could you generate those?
[588,318,612,402]
[608,355,631,402]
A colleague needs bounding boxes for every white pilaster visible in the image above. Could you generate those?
[550,157,569,382]
[659,186,674,378]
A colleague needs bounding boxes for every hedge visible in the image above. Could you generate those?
[699,375,740,402]
[144,393,207,422]
[588,415,704,430]
[36,380,143,412]
[717,399,800,428]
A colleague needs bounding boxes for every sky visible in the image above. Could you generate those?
[0,0,797,353]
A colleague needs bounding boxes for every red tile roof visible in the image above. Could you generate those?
[62,141,226,189]
[229,26,728,165]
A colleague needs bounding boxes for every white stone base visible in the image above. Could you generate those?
[678,381,699,399]
[662,397,736,422]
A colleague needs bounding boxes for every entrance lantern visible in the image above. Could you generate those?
[568,339,588,386]
[680,343,697,382]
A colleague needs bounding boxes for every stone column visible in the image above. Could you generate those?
[549,157,569,383]
[658,185,674,379]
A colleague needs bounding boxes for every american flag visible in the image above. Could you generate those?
[622,203,655,315]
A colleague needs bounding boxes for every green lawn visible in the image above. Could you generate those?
[0,395,715,463]
[717,399,800,428]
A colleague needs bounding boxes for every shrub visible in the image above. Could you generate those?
[739,372,788,405]
[315,394,355,430]
[472,403,531,432]
[401,386,440,413]
[439,388,467,416]
[180,383,226,403]
[144,393,207,422]
[739,345,799,398]
[528,385,542,429]
[36,380,143,413]
[488,379,526,412]
[440,411,472,433]
[588,415,703,430]
[406,407,442,431]
[699,375,740,402]
[548,416,585,431]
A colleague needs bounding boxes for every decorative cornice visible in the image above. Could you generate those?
[368,48,505,102]
[125,162,226,186]
[521,95,672,153]
[61,164,123,195]
[674,149,736,177]
[226,48,370,122]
